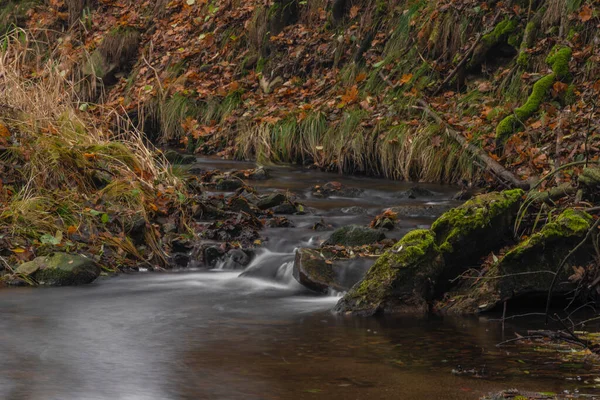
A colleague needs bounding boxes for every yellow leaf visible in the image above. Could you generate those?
[399,74,413,85]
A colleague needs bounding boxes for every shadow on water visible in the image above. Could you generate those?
[1,158,598,400]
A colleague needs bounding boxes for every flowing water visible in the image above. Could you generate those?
[1,158,598,400]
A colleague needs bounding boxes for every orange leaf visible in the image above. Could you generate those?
[399,74,413,85]
[341,85,359,104]
[579,5,593,22]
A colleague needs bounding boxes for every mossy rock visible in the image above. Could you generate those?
[431,189,524,268]
[334,229,444,315]
[324,225,386,247]
[335,190,524,316]
[15,253,100,286]
[445,209,594,314]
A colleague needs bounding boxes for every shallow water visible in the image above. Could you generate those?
[1,158,598,400]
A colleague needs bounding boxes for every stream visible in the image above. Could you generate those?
[0,158,598,400]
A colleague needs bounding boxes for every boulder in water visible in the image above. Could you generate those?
[15,253,100,286]
[443,209,594,313]
[257,193,286,210]
[293,248,374,293]
[324,225,385,247]
[397,186,435,199]
[311,182,364,198]
[335,189,525,315]
[214,176,244,191]
[221,248,252,270]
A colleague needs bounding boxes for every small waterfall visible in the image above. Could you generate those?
[238,249,296,285]
[274,261,295,285]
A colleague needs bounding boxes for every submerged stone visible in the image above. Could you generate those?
[15,253,100,286]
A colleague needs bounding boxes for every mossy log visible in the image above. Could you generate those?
[335,189,524,316]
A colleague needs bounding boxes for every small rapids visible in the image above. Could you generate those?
[1,158,595,400]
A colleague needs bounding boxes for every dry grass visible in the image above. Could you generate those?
[0,30,182,262]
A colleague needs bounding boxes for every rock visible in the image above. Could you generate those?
[257,193,286,210]
[334,189,525,316]
[444,209,594,314]
[171,238,194,253]
[312,218,331,232]
[579,167,600,195]
[228,196,254,215]
[324,225,386,247]
[265,216,294,228]
[341,206,369,215]
[214,176,244,191]
[334,230,443,315]
[164,150,196,164]
[272,203,297,215]
[203,245,225,267]
[248,166,269,180]
[15,253,100,286]
[293,248,340,293]
[431,189,524,270]
[311,181,364,198]
[293,248,374,293]
[389,204,450,218]
[398,186,435,199]
[221,248,252,270]
[171,253,190,268]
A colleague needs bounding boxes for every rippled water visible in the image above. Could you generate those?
[0,158,598,400]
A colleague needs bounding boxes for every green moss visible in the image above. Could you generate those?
[496,45,572,142]
[496,73,556,141]
[507,34,521,48]
[505,209,592,260]
[482,18,517,47]
[546,45,572,80]
[256,57,266,73]
[432,189,524,254]
[354,229,438,297]
[516,51,530,68]
[515,73,555,119]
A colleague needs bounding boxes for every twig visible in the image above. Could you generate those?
[414,99,529,189]
[545,216,600,323]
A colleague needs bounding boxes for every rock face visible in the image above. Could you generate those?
[443,209,594,313]
[334,189,524,316]
[293,248,374,293]
[324,225,386,246]
[16,253,100,286]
